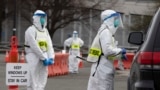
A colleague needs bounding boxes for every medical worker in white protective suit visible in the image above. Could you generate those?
[25,10,55,90]
[87,10,127,90]
[64,31,84,73]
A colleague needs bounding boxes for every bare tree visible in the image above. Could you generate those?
[2,0,119,40]
[16,0,104,37]
[0,0,6,41]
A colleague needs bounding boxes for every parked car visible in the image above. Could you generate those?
[127,7,160,90]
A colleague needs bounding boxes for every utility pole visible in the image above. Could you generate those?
[89,9,93,48]
[13,0,17,35]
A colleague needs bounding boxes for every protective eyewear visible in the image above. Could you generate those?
[103,13,120,21]
[34,13,46,17]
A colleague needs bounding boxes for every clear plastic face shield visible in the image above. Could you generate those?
[73,31,78,39]
[113,13,123,28]
[103,13,123,28]
[103,12,123,35]
[34,13,47,26]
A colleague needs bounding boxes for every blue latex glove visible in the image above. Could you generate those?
[48,58,54,65]
[121,48,126,54]
[121,54,127,60]
[43,59,49,66]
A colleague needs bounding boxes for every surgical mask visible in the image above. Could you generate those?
[114,19,120,28]
[40,17,45,25]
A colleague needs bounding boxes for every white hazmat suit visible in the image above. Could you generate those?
[87,10,126,90]
[25,10,54,90]
[64,31,84,73]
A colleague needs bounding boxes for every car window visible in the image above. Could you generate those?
[154,23,160,50]
[143,19,153,41]
[143,10,158,43]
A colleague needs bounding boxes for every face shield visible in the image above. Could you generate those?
[103,13,123,28]
[72,31,78,39]
[34,13,47,26]
[32,10,47,31]
[103,12,124,35]
[114,13,123,28]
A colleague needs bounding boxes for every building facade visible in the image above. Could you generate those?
[1,0,159,51]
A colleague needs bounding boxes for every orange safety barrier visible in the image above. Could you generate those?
[54,53,63,76]
[48,53,69,77]
[48,65,53,77]
[114,52,135,70]
[48,53,61,76]
[61,53,69,75]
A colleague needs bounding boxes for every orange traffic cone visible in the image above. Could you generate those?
[8,85,18,90]
[19,51,25,63]
[5,51,9,63]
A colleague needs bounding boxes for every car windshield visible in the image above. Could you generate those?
[143,9,159,42]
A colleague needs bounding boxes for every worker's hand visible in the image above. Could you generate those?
[48,58,54,65]
[121,54,127,60]
[121,48,126,54]
[42,59,49,66]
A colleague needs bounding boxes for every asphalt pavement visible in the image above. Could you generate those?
[0,54,129,90]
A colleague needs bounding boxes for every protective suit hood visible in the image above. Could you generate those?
[32,10,47,31]
[100,10,123,35]
[72,30,78,39]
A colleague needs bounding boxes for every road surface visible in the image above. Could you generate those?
[0,54,129,90]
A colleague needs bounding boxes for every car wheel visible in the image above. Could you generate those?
[130,72,137,90]
[127,76,131,90]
